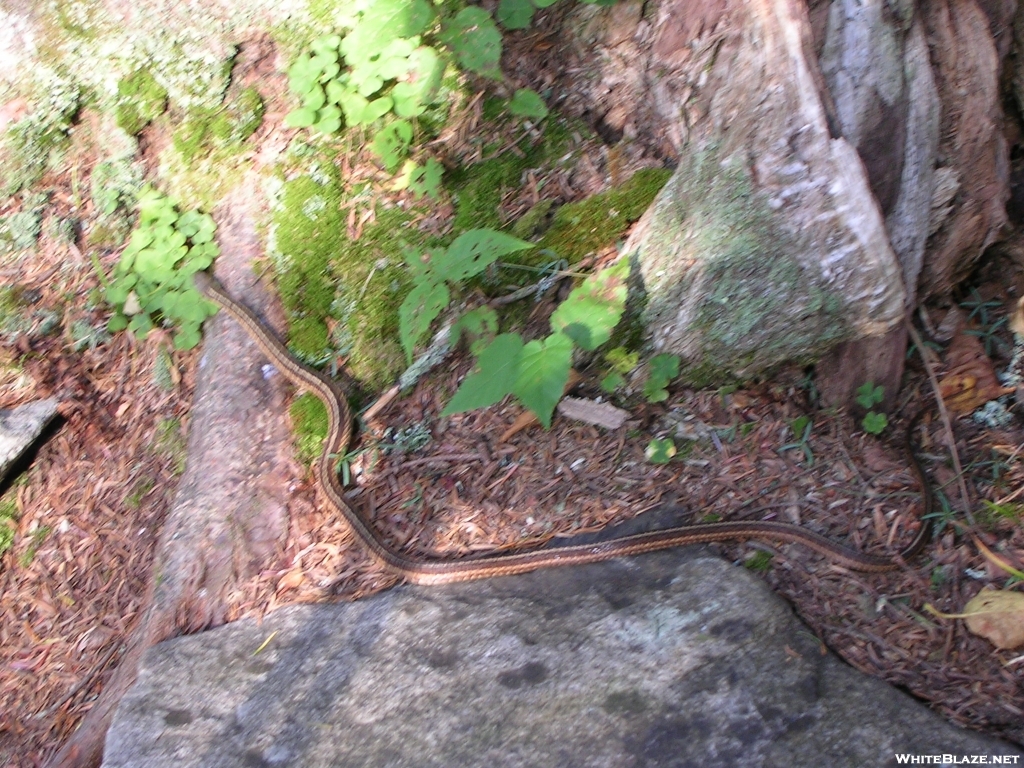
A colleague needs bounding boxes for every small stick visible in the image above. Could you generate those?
[906,320,975,525]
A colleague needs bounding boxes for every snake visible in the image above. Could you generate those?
[194,271,933,585]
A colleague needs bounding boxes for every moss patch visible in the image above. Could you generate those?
[537,167,671,263]
[0,486,18,557]
[270,156,345,365]
[289,392,329,465]
[114,68,168,136]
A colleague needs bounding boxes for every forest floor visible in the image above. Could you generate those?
[2,33,1024,763]
[3,220,1024,764]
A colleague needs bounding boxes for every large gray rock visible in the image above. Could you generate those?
[0,397,57,484]
[103,548,1021,768]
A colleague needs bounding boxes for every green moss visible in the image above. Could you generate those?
[0,489,18,557]
[114,68,168,135]
[510,199,555,240]
[537,168,671,263]
[289,392,329,465]
[271,160,345,364]
[330,206,433,389]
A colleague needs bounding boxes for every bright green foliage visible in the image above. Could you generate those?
[399,229,535,362]
[497,0,536,29]
[371,120,413,171]
[550,257,628,350]
[512,332,573,427]
[443,333,524,416]
[285,5,445,157]
[440,7,502,79]
[508,89,548,120]
[114,68,168,135]
[451,305,498,354]
[856,381,887,435]
[855,381,885,409]
[443,257,631,428]
[601,346,639,392]
[98,187,218,350]
[645,438,677,464]
[862,411,888,435]
[642,353,680,402]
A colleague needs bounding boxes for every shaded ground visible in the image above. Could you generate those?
[2,31,1024,765]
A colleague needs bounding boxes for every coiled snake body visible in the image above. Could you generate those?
[195,272,932,585]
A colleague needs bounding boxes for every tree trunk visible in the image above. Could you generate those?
[513,0,1012,406]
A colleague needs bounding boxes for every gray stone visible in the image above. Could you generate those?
[102,549,1021,768]
[0,397,57,484]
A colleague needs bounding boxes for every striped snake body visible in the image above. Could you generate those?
[194,272,932,585]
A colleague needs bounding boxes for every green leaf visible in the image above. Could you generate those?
[513,332,573,428]
[855,381,885,408]
[407,158,443,199]
[313,105,343,134]
[532,0,560,7]
[399,279,450,363]
[497,0,535,29]
[645,438,677,464]
[343,0,434,65]
[371,120,413,171]
[862,411,888,435]
[601,371,625,392]
[285,107,318,128]
[642,380,669,403]
[649,353,680,385]
[549,257,628,351]
[443,333,524,416]
[311,34,342,55]
[508,88,548,120]
[107,313,129,332]
[441,7,502,78]
[605,347,639,375]
[433,229,535,283]
[451,305,498,351]
[303,85,327,110]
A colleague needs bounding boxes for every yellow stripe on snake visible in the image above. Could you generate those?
[194,272,932,584]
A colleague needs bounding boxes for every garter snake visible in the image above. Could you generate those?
[194,272,932,584]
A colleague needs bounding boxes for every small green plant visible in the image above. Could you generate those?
[645,438,677,465]
[855,381,887,435]
[399,229,536,361]
[438,255,630,427]
[393,158,444,199]
[284,2,446,165]
[600,346,639,392]
[745,550,774,573]
[507,89,549,120]
[780,415,813,466]
[642,353,680,402]
[96,187,219,349]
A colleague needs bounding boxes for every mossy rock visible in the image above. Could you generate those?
[536,167,671,263]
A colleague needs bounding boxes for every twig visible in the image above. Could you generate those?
[906,320,975,525]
